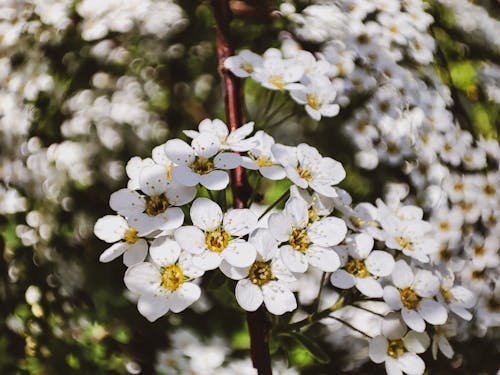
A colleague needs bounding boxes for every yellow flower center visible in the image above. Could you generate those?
[308,208,320,223]
[389,25,398,33]
[474,245,485,256]
[387,339,405,359]
[248,261,273,286]
[397,237,413,251]
[440,287,453,304]
[161,264,184,291]
[483,184,495,196]
[123,227,139,244]
[289,227,310,252]
[191,157,215,175]
[453,182,464,192]
[166,164,173,180]
[269,76,285,90]
[439,222,450,231]
[306,94,321,110]
[297,166,313,181]
[400,287,420,310]
[145,193,169,216]
[205,229,230,253]
[240,63,254,74]
[256,156,273,167]
[345,258,368,278]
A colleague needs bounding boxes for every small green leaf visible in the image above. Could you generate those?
[280,332,330,364]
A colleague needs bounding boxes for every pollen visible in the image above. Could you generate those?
[400,287,420,310]
[483,184,496,196]
[308,208,320,223]
[205,229,230,253]
[145,193,169,216]
[256,156,273,167]
[240,63,254,74]
[161,264,184,291]
[297,166,313,181]
[123,227,139,244]
[440,287,453,304]
[249,261,273,286]
[191,157,215,175]
[396,237,413,251]
[345,258,368,278]
[289,227,310,252]
[306,94,321,110]
[166,164,173,180]
[387,339,405,359]
[269,76,285,90]
[350,216,365,228]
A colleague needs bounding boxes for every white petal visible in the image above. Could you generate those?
[260,165,286,180]
[385,358,403,375]
[169,282,201,313]
[306,245,340,272]
[199,170,229,190]
[171,165,200,187]
[305,105,321,121]
[368,336,388,364]
[192,133,221,158]
[152,144,171,165]
[262,281,297,315]
[235,279,264,311]
[403,331,430,354]
[383,286,403,310]
[402,308,426,332]
[450,306,472,321]
[382,313,407,339]
[321,104,340,117]
[271,143,297,167]
[99,242,127,263]
[418,299,448,326]
[330,269,356,289]
[268,212,293,242]
[356,277,383,298]
[413,270,439,298]
[219,260,249,280]
[284,197,309,228]
[437,336,454,359]
[347,233,374,259]
[137,294,169,322]
[123,239,148,267]
[320,157,346,185]
[285,166,308,188]
[164,138,195,166]
[450,286,476,308]
[150,236,181,267]
[192,251,222,271]
[280,245,308,273]
[178,252,204,279]
[392,260,413,289]
[190,198,222,231]
[155,207,185,232]
[249,228,279,260]
[165,182,197,206]
[223,209,258,236]
[174,226,206,254]
[308,217,347,247]
[223,240,257,268]
[110,188,145,216]
[139,164,168,196]
[214,152,241,169]
[365,251,395,277]
[124,262,160,295]
[398,353,425,375]
[94,215,128,243]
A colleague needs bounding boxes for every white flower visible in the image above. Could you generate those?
[94,215,148,266]
[224,49,263,78]
[110,164,196,235]
[164,134,241,190]
[174,198,258,270]
[437,271,477,321]
[124,237,201,322]
[252,54,304,90]
[241,130,286,180]
[222,228,297,315]
[369,314,430,375]
[383,260,448,332]
[184,118,255,152]
[268,197,346,273]
[290,77,340,120]
[272,143,346,197]
[331,233,394,297]
[125,156,154,190]
[289,184,334,222]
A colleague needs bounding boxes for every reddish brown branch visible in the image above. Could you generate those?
[210,1,272,374]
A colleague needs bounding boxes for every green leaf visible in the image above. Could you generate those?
[280,332,330,364]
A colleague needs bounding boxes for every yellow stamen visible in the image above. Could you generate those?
[400,287,420,310]
[387,339,405,359]
[123,227,139,244]
[205,229,230,253]
[289,227,310,252]
[145,194,169,216]
[306,94,321,110]
[191,157,215,175]
[248,261,273,286]
[269,76,285,90]
[345,258,368,278]
[161,264,184,291]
